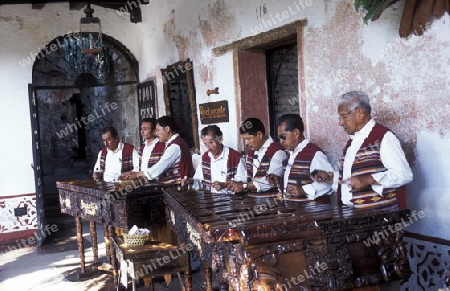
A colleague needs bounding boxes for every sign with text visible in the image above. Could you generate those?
[199,100,229,124]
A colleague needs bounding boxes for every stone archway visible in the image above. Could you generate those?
[32,33,138,86]
[30,33,139,233]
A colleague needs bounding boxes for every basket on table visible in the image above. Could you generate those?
[123,233,151,247]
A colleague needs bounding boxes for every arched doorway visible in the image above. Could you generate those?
[29,33,139,245]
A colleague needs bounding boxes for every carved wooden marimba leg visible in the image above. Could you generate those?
[203,262,212,291]
[103,224,111,264]
[89,220,98,263]
[108,225,118,278]
[184,258,193,291]
[75,217,86,274]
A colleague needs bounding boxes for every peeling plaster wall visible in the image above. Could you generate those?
[140,0,242,149]
[0,3,141,237]
[0,0,449,242]
[139,0,450,240]
[303,2,450,240]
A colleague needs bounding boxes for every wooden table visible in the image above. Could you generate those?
[56,180,169,275]
[112,235,190,291]
[162,189,412,291]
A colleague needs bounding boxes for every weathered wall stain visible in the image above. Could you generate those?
[2,0,450,246]
[0,15,24,29]
[163,9,189,61]
[199,0,238,47]
[199,19,214,47]
[303,3,424,167]
[162,0,238,90]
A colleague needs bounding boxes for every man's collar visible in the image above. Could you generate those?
[257,136,273,152]
[166,133,179,144]
[109,141,123,153]
[208,145,227,160]
[145,137,159,146]
[352,119,375,139]
[289,139,309,155]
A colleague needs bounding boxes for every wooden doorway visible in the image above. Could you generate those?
[234,37,300,141]
[161,59,199,151]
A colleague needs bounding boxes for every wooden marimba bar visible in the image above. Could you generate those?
[163,188,412,291]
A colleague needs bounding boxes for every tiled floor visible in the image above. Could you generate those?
[0,220,218,291]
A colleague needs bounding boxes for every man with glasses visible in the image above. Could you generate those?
[228,117,287,193]
[191,125,246,194]
[92,126,139,182]
[275,114,334,201]
[313,91,413,210]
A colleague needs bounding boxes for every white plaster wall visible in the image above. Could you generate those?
[301,1,450,240]
[138,0,335,151]
[138,0,450,241]
[139,0,240,149]
[406,132,450,235]
[0,3,141,196]
[1,0,449,242]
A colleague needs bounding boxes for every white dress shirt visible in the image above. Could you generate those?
[145,134,181,180]
[283,139,334,200]
[335,119,413,206]
[252,137,287,192]
[140,138,159,172]
[193,146,247,194]
[93,142,139,182]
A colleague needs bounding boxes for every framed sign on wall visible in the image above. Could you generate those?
[199,100,229,124]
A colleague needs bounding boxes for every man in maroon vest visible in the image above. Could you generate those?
[192,125,246,194]
[276,114,333,201]
[313,91,413,210]
[92,126,139,182]
[122,118,165,180]
[126,116,194,185]
[228,117,287,193]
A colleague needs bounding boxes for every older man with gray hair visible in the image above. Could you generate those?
[313,90,413,210]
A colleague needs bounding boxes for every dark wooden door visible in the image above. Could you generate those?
[137,80,158,124]
[28,84,46,246]
[161,59,199,151]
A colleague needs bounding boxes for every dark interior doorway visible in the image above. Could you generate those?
[30,34,140,245]
[68,93,86,160]
[169,76,195,148]
[266,42,299,137]
[161,59,199,151]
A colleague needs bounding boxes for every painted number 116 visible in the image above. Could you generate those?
[256,4,268,19]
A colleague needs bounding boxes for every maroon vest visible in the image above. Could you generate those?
[338,123,405,210]
[286,143,321,189]
[246,140,285,181]
[158,136,194,185]
[201,147,241,191]
[139,141,165,170]
[100,142,135,173]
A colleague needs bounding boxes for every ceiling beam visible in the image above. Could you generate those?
[0,0,145,23]
[31,2,45,9]
[69,2,84,10]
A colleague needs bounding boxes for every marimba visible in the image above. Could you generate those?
[56,180,167,274]
[163,189,412,291]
